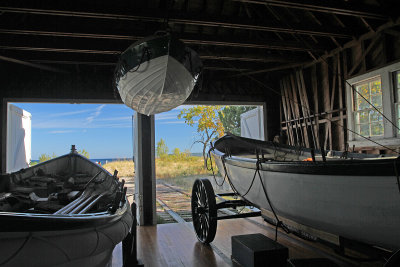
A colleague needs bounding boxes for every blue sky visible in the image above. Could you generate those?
[13,103,203,159]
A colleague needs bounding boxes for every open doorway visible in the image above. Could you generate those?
[154,104,264,224]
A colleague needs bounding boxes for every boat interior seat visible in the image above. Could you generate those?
[0,174,10,192]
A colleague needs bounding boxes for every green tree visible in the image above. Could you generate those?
[178,106,224,167]
[219,106,256,136]
[156,138,169,158]
[78,149,90,158]
[38,153,57,162]
[173,148,181,157]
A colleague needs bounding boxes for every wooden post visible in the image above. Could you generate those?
[0,98,6,174]
[281,80,295,145]
[311,65,320,149]
[285,77,302,146]
[337,54,345,150]
[291,73,309,147]
[322,61,332,151]
[134,113,156,226]
[298,69,317,149]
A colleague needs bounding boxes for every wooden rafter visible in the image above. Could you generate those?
[232,0,389,20]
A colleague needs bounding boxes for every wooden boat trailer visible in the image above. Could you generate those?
[191,178,261,244]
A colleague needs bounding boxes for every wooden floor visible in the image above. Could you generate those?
[112,216,386,267]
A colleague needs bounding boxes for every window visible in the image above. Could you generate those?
[346,62,400,147]
[395,71,400,132]
[353,77,383,137]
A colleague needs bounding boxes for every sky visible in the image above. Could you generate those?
[13,103,204,159]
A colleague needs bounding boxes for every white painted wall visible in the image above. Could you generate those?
[7,104,32,173]
[240,106,264,140]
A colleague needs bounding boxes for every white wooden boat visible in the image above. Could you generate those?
[209,134,400,250]
[0,146,132,267]
[115,32,202,115]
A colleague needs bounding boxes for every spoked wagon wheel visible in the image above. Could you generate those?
[191,178,217,244]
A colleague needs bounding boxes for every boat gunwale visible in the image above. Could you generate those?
[0,198,130,232]
[211,146,400,176]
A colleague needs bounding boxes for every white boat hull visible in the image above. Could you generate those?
[212,153,400,250]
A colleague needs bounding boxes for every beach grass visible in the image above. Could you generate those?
[102,160,134,177]
[103,155,216,179]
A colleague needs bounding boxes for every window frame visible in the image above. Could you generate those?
[352,76,383,137]
[346,61,400,148]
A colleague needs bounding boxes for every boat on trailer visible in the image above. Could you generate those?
[191,134,400,252]
[0,146,132,267]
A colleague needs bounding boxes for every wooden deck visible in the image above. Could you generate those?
[112,217,386,267]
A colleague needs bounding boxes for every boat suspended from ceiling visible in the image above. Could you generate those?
[191,134,400,251]
[0,146,132,267]
[114,31,203,115]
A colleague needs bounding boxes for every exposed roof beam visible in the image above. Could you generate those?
[0,28,317,51]
[304,17,400,69]
[26,60,250,72]
[233,0,388,20]
[0,6,352,38]
[0,45,304,64]
[229,61,309,77]
[0,55,68,73]
[0,45,120,55]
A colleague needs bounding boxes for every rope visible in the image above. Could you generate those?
[393,157,400,194]
[254,155,291,241]
[0,233,32,266]
[206,145,226,187]
[215,144,291,242]
[32,235,71,261]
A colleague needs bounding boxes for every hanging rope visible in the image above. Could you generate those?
[0,233,32,266]
[206,144,226,187]
[393,157,400,194]
[254,152,291,241]
[213,143,291,241]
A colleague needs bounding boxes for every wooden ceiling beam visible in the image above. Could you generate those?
[0,44,306,64]
[232,0,389,20]
[0,6,352,38]
[0,28,320,52]
[0,55,68,73]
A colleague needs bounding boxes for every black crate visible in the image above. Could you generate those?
[232,234,288,267]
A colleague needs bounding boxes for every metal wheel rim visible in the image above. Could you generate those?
[191,178,217,244]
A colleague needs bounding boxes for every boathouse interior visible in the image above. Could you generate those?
[1,0,400,266]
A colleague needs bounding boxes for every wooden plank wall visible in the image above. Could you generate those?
[279,30,400,152]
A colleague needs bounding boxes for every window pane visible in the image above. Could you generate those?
[356,84,369,98]
[371,95,382,107]
[353,77,383,137]
[397,72,400,89]
[354,111,368,124]
[360,124,370,136]
[370,80,381,95]
[398,88,400,103]
[398,105,400,118]
[371,122,384,136]
[370,109,383,122]
[356,98,369,110]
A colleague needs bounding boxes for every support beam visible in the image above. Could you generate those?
[0,99,6,173]
[0,6,352,38]
[0,28,318,52]
[233,0,389,20]
[134,113,156,226]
